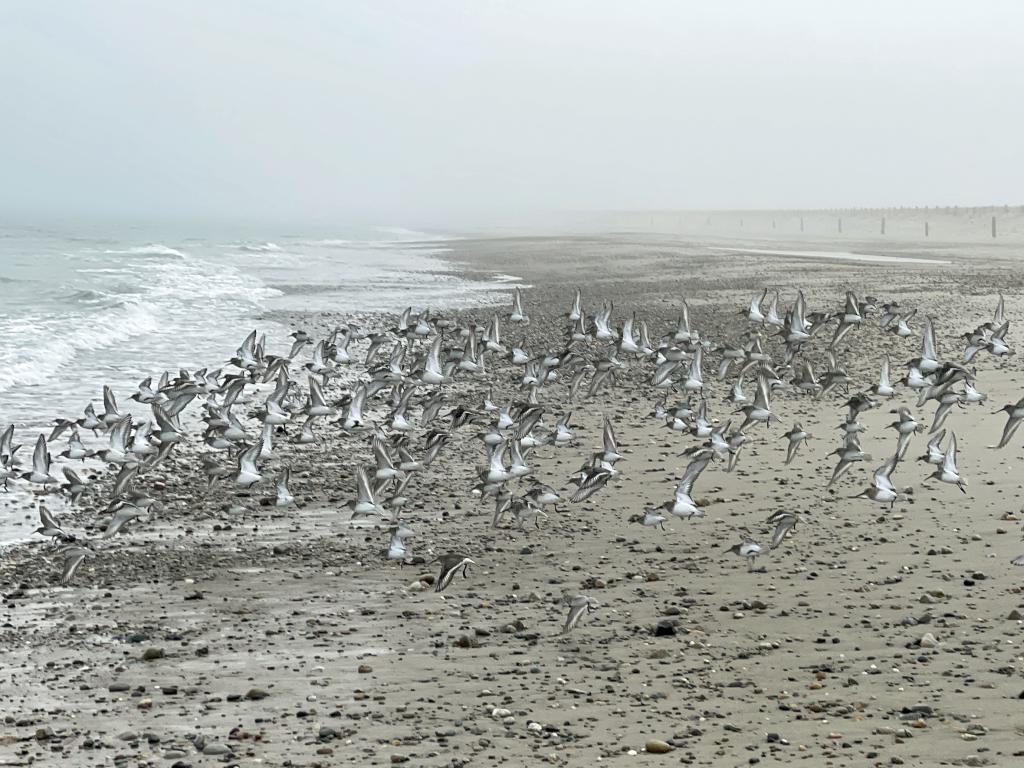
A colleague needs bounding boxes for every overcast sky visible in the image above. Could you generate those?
[1,1,1022,227]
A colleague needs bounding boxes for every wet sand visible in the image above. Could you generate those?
[3,232,1024,767]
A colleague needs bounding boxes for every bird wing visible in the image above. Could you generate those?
[103,385,118,415]
[32,434,48,474]
[239,442,260,475]
[570,470,609,503]
[922,316,937,360]
[943,432,958,473]
[39,505,61,529]
[753,374,771,410]
[602,417,618,455]
[373,437,395,470]
[994,416,1022,449]
[563,597,593,633]
[109,415,132,452]
[356,466,375,504]
[879,356,891,388]
[874,456,897,491]
[770,516,796,550]
[676,456,710,499]
[61,550,89,585]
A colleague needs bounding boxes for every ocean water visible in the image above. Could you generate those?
[0,222,511,542]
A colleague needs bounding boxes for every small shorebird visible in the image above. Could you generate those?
[743,288,768,324]
[870,355,896,398]
[22,435,58,486]
[629,507,667,530]
[510,286,529,324]
[782,423,810,464]
[917,429,947,465]
[662,455,710,520]
[562,594,599,633]
[569,461,613,503]
[60,545,95,586]
[35,506,73,544]
[850,455,899,508]
[725,537,764,571]
[827,433,871,488]
[276,468,294,506]
[928,430,967,492]
[912,316,942,374]
[991,397,1024,449]
[61,467,88,504]
[682,347,704,394]
[349,466,387,519]
[766,510,801,550]
[100,385,122,429]
[59,430,89,462]
[601,416,623,463]
[568,287,583,321]
[235,442,262,487]
[889,407,924,459]
[100,500,143,539]
[433,554,475,592]
[524,483,560,511]
[736,375,772,432]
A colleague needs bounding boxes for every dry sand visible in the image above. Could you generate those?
[3,231,1024,767]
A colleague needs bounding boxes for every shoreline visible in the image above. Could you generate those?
[3,232,1024,766]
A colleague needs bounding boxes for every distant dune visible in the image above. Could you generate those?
[558,205,1024,245]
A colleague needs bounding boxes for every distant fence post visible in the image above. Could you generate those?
[925,221,929,237]
[881,216,886,235]
[992,215,997,238]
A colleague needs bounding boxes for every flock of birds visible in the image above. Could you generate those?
[3,284,1024,633]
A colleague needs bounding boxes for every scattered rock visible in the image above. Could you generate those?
[653,620,676,637]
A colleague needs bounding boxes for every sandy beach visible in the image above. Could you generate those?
[3,229,1024,768]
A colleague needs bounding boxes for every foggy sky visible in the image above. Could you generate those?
[1,0,1022,227]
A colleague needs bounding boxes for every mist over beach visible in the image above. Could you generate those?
[2,2,1024,767]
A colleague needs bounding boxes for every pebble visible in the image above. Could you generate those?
[653,620,676,637]
[645,739,672,753]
